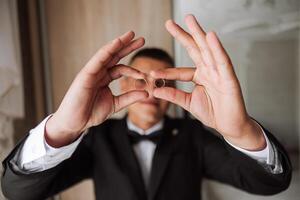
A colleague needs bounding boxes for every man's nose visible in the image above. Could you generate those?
[147,84,155,98]
[134,77,165,96]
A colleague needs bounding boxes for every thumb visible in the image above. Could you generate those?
[153,87,191,111]
[113,90,149,113]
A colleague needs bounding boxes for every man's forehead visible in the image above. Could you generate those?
[130,57,171,73]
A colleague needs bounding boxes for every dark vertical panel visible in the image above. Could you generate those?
[13,0,46,142]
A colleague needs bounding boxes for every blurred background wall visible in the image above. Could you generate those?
[0,0,299,200]
[173,1,300,199]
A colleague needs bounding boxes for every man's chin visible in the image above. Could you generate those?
[128,105,164,123]
[140,112,159,121]
[134,110,162,124]
[138,102,159,109]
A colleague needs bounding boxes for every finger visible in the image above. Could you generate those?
[150,67,195,82]
[185,14,215,68]
[206,32,234,79]
[109,64,146,80]
[153,87,191,111]
[85,31,135,74]
[165,20,204,66]
[113,90,149,113]
[107,37,145,67]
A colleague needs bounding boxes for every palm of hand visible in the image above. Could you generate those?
[85,86,114,128]
[190,65,247,136]
[152,15,250,136]
[50,32,148,134]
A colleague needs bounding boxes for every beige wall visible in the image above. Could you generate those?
[44,0,173,109]
[43,0,173,199]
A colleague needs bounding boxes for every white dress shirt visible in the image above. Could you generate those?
[127,118,164,187]
[13,115,283,186]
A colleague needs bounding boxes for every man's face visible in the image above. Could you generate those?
[120,57,171,124]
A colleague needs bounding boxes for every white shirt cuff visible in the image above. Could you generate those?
[224,124,272,165]
[19,115,86,171]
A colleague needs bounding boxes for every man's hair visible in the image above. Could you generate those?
[130,48,174,66]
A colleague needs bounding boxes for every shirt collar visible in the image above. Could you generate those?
[126,117,164,135]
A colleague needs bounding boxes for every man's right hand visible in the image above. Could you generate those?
[45,31,149,148]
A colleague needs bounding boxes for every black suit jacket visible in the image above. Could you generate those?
[1,117,292,200]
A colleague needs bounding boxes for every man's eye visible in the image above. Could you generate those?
[134,79,147,90]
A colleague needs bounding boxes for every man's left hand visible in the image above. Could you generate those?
[151,15,266,151]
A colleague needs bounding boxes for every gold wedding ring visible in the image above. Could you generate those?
[134,77,166,90]
[154,78,165,88]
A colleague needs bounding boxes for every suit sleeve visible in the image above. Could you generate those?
[193,120,292,195]
[1,129,94,200]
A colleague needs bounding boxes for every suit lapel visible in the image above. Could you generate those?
[110,117,147,200]
[148,116,179,200]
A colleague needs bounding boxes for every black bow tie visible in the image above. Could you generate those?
[128,130,163,145]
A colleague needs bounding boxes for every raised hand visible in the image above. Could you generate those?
[46,31,148,147]
[151,15,266,150]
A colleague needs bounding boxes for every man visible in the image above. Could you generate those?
[1,15,291,200]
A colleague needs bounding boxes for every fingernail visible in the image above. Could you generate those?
[125,30,135,37]
[165,20,174,27]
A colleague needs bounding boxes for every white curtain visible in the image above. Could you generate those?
[0,0,23,199]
